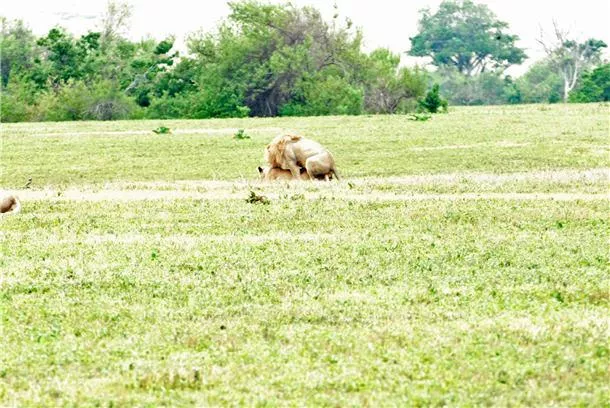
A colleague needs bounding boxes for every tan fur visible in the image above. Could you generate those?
[258,166,307,181]
[0,195,21,214]
[264,134,340,181]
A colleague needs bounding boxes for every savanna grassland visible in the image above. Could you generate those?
[1,104,609,406]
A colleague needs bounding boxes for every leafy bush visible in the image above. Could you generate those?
[146,93,193,119]
[419,84,447,113]
[434,69,514,106]
[233,129,250,139]
[246,191,270,205]
[152,126,171,134]
[35,80,91,121]
[30,79,140,122]
[280,74,363,116]
[0,75,37,122]
[408,112,432,121]
[86,81,138,120]
[569,63,610,102]
[516,61,563,104]
[363,49,428,114]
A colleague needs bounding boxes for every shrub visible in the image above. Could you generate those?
[36,79,91,121]
[280,75,363,117]
[146,93,192,119]
[569,63,610,102]
[516,61,563,104]
[233,129,250,139]
[408,112,432,121]
[85,81,138,120]
[0,75,37,122]
[419,84,447,113]
[363,50,428,114]
[152,126,171,134]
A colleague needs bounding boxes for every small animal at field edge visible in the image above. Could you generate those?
[0,195,21,214]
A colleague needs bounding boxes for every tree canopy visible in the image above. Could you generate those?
[409,0,526,75]
[1,1,432,122]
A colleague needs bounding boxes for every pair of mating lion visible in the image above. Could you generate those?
[258,134,340,181]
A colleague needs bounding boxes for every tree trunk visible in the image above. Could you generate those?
[562,61,580,102]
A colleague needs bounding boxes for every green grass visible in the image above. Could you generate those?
[1,104,608,187]
[1,104,609,406]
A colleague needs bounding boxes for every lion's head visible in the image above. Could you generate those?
[264,135,294,167]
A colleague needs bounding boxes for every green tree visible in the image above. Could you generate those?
[0,74,38,122]
[516,60,564,104]
[35,28,85,84]
[419,84,448,112]
[433,68,514,105]
[0,18,38,87]
[280,73,363,116]
[2,1,446,121]
[363,48,428,113]
[184,1,365,117]
[409,0,526,75]
[569,63,610,102]
[35,79,91,121]
[124,36,179,107]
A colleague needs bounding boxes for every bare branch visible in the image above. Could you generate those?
[100,0,132,45]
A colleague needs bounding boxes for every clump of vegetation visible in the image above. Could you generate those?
[408,113,432,121]
[569,63,610,102]
[246,191,270,205]
[234,129,250,139]
[419,84,448,113]
[152,126,171,134]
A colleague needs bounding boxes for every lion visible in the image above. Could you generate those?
[0,195,21,215]
[264,134,340,181]
[257,166,334,181]
[258,166,307,181]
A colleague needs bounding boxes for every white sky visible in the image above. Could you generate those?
[2,0,609,76]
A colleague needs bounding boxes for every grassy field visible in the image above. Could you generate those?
[1,104,609,406]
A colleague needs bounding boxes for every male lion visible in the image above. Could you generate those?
[264,134,340,181]
[0,195,21,215]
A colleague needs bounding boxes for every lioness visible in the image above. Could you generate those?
[0,195,21,214]
[257,166,333,181]
[258,166,307,181]
[264,134,340,181]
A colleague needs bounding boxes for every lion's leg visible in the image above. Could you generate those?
[306,155,332,181]
[286,163,303,179]
[304,158,319,180]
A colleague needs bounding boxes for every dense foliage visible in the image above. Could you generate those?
[0,0,607,122]
[0,2,429,122]
[569,63,610,102]
[408,0,526,75]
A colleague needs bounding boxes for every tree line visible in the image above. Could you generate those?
[1,0,608,122]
